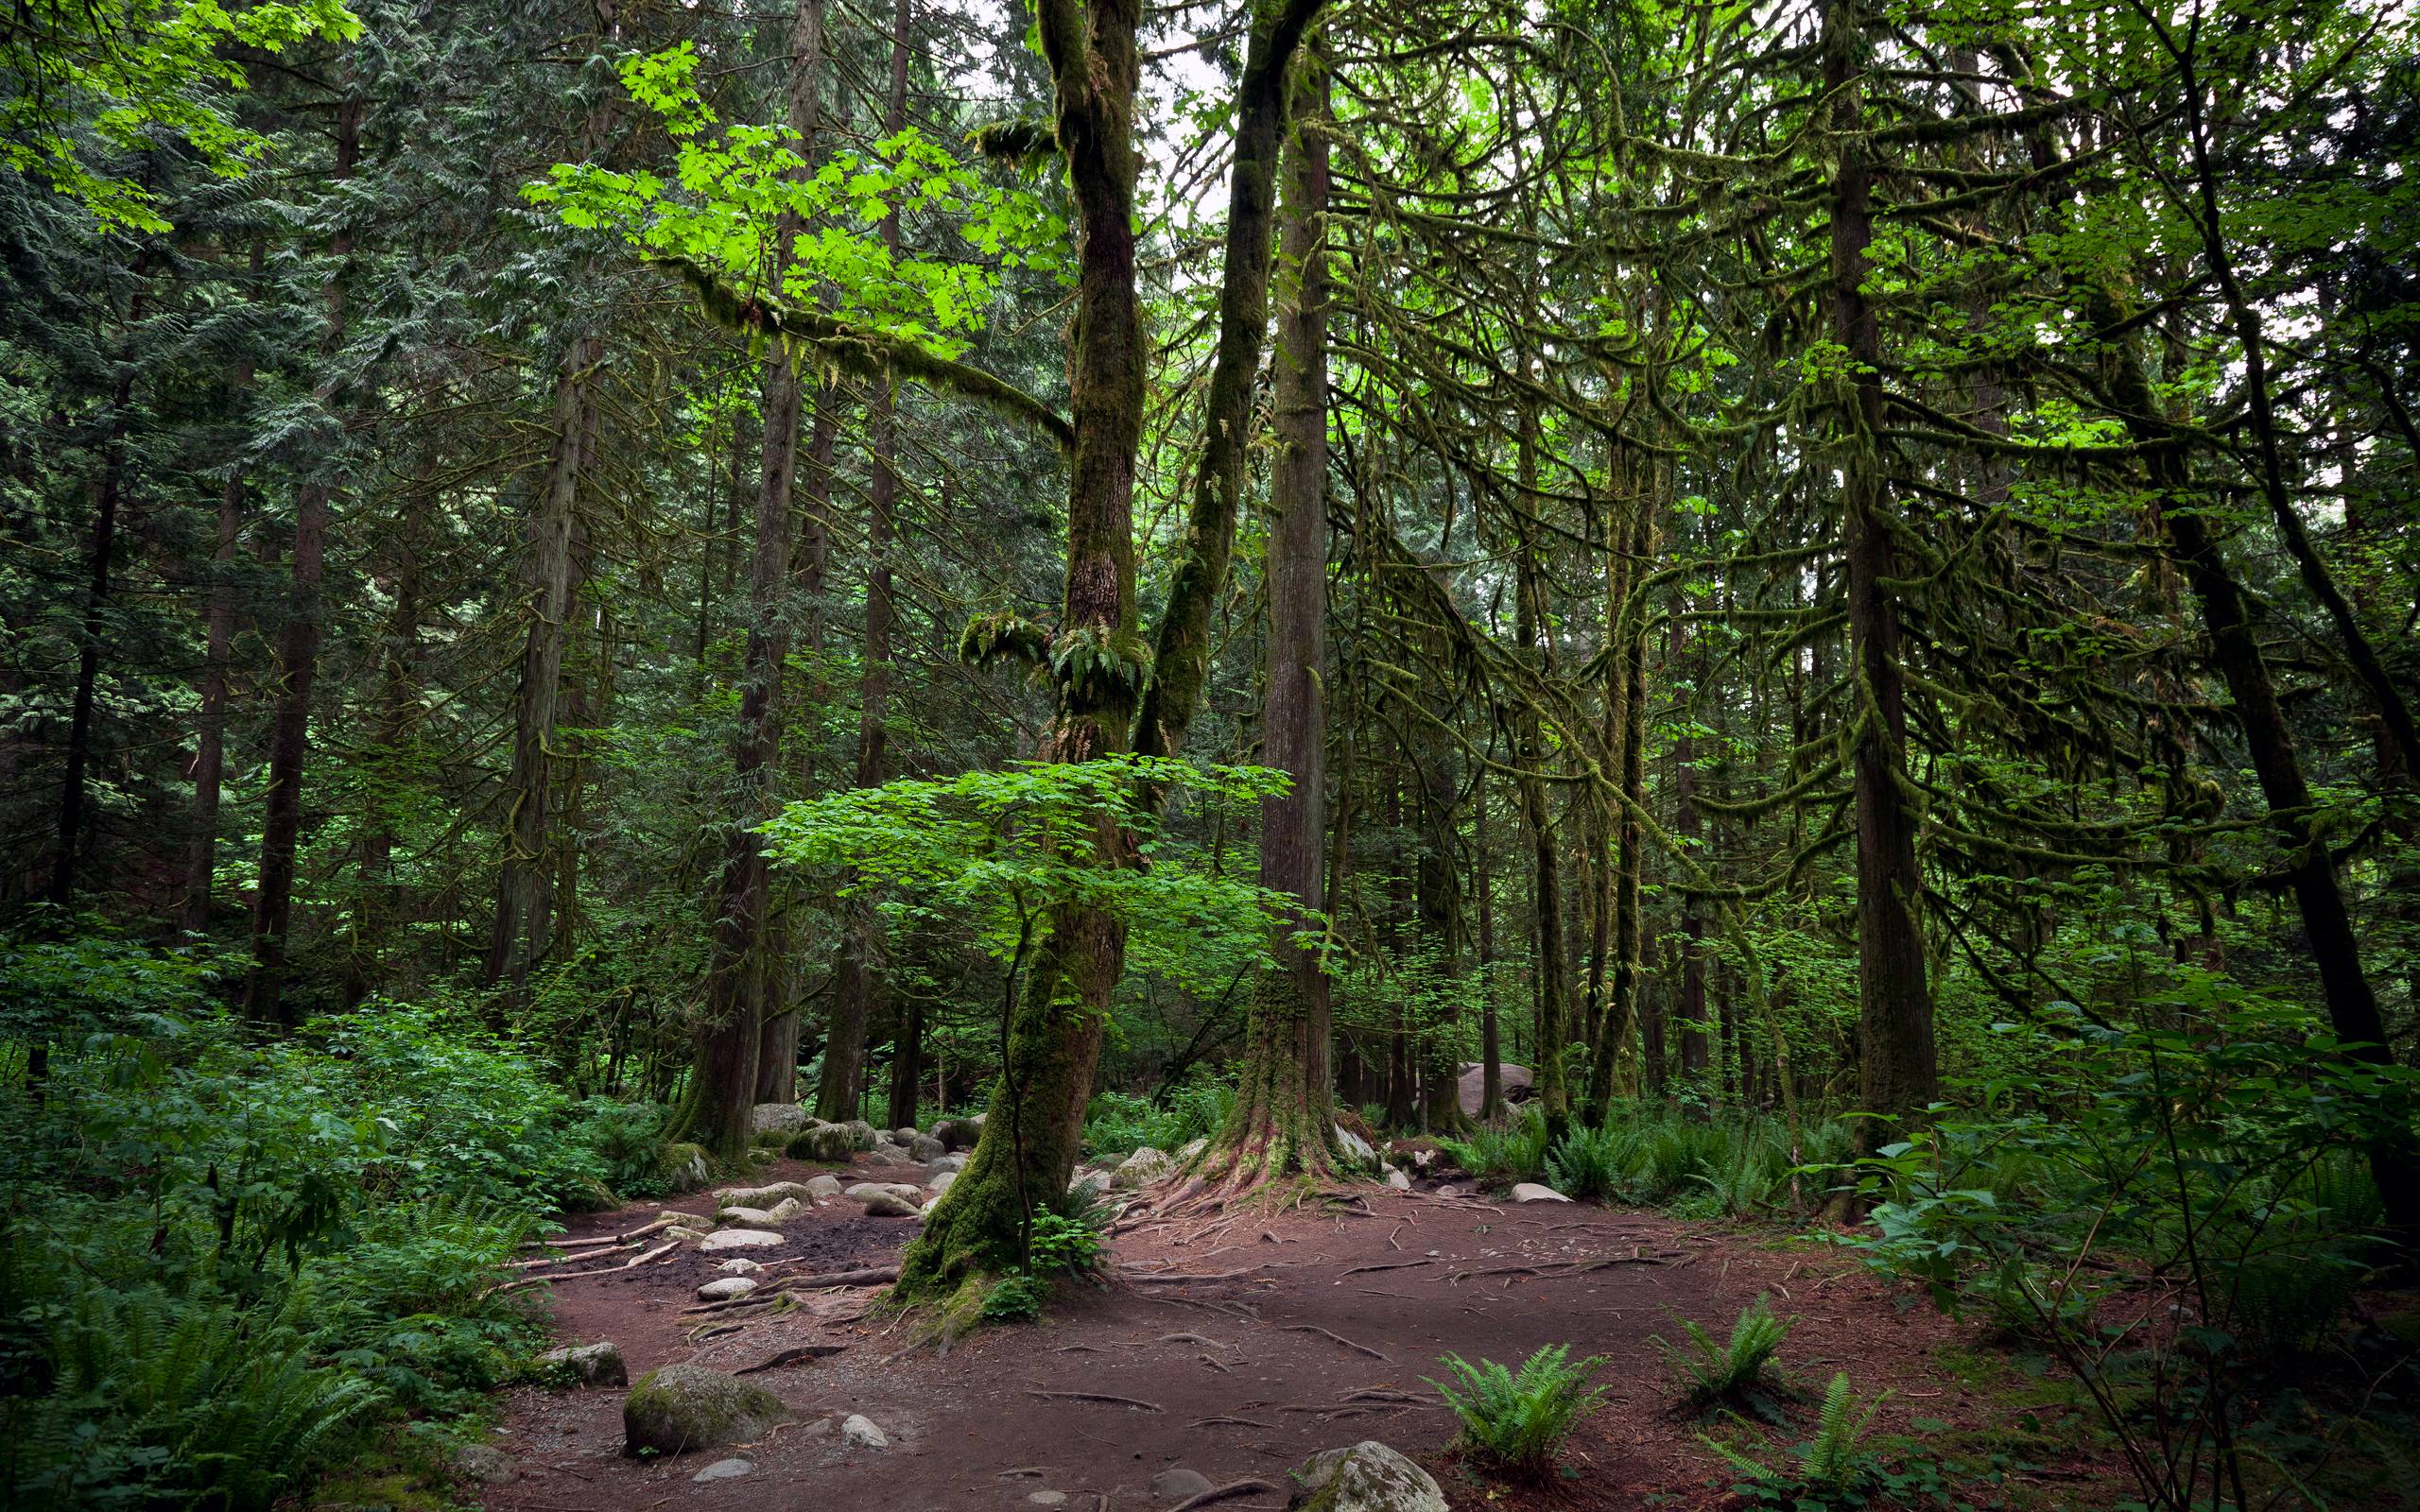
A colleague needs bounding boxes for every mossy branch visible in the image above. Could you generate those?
[658,253,1074,454]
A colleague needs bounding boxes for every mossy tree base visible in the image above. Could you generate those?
[1193,965,1341,1195]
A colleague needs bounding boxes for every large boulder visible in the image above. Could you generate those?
[752,1103,814,1135]
[658,1142,710,1193]
[536,1340,627,1388]
[1294,1442,1448,1512]
[840,1119,880,1149]
[1333,1124,1376,1167]
[623,1365,789,1457]
[1110,1146,1176,1190]
[786,1124,859,1163]
[932,1115,983,1151]
[1456,1061,1533,1117]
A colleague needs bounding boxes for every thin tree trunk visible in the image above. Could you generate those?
[245,91,360,1024]
[49,335,138,913]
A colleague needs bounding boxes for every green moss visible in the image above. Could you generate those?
[622,1365,787,1457]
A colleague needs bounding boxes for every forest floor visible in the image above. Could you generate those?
[468,1151,2120,1512]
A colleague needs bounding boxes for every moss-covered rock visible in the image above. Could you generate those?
[1294,1442,1447,1512]
[786,1124,859,1163]
[622,1365,789,1457]
[659,1142,710,1193]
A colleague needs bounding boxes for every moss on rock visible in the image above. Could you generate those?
[621,1365,788,1457]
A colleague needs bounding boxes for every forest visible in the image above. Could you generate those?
[3,0,2418,1506]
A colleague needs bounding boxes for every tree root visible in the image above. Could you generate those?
[1165,1479,1279,1512]
[1023,1388,1164,1412]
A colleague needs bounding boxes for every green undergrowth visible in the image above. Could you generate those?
[1437,1105,1856,1220]
[1,934,671,1509]
[1081,1079,1233,1159]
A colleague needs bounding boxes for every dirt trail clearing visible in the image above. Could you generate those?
[473,1155,2033,1511]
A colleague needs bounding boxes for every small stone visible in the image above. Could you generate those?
[845,1181,923,1200]
[698,1228,785,1252]
[1432,1184,1461,1199]
[1386,1168,1411,1191]
[864,1145,912,1167]
[691,1457,753,1483]
[893,1125,921,1143]
[454,1443,519,1485]
[717,1257,764,1276]
[932,1153,967,1173]
[926,1170,957,1196]
[665,1226,710,1244]
[931,1116,983,1151]
[536,1340,628,1388]
[1152,1467,1215,1500]
[1510,1182,1572,1203]
[862,1192,922,1218]
[765,1196,807,1223]
[1028,1493,1069,1507]
[697,1277,759,1301]
[908,1133,946,1161]
[804,1173,843,1199]
[716,1205,779,1228]
[1176,1137,1208,1163]
[840,1413,889,1450]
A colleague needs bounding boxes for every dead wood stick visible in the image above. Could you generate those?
[531,1239,682,1283]
[1339,1258,1433,1277]
[1024,1388,1164,1412]
[1185,1416,1275,1430]
[733,1343,848,1375]
[1281,1323,1390,1361]
[1165,1479,1280,1512]
[1117,1266,1261,1282]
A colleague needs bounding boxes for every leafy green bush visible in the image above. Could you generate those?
[1082,1079,1233,1159]
[1426,1343,1611,1482]
[1547,1123,1624,1200]
[1028,1210,1106,1278]
[1443,1107,1550,1186]
[1705,1371,1891,1504]
[1658,1294,1791,1417]
[980,1270,1047,1323]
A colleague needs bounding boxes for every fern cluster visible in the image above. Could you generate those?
[1703,1371,1891,1502]
[1658,1294,1792,1416]
[1427,1343,1612,1482]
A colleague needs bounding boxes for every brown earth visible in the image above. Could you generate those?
[469,1152,2117,1512]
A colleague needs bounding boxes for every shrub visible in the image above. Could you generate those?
[1426,1343,1610,1481]
[1658,1294,1791,1418]
[1081,1079,1234,1158]
[1028,1210,1107,1278]
[1704,1371,1890,1503]
[980,1270,1047,1323]
[1547,1124,1624,1201]
[1443,1107,1550,1187]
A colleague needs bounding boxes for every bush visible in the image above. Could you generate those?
[1081,1079,1233,1158]
[1443,1107,1550,1186]
[1547,1123,1624,1200]
[1426,1343,1611,1482]
[1705,1371,1891,1504]
[1658,1294,1791,1418]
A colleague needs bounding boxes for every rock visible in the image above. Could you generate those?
[1510,1182,1572,1203]
[864,1144,912,1168]
[846,1181,924,1200]
[715,1180,818,1208]
[536,1340,628,1389]
[697,1277,759,1301]
[1333,1124,1376,1166]
[862,1192,922,1218]
[908,1133,946,1162]
[1152,1467,1216,1500]
[840,1413,889,1450]
[1028,1493,1069,1507]
[1294,1442,1448,1512]
[717,1258,765,1276]
[1068,1170,1110,1204]
[1110,1146,1176,1190]
[752,1103,814,1135]
[1432,1184,1461,1199]
[841,1119,880,1149]
[559,1175,621,1212]
[931,1153,967,1173]
[751,1127,791,1148]
[1456,1060,1533,1117]
[786,1125,856,1162]
[666,1225,710,1244]
[804,1173,843,1199]
[659,1142,710,1193]
[1176,1136,1208,1163]
[745,1147,776,1166]
[697,1228,785,1253]
[623,1365,789,1457]
[931,1116,983,1151]
[1386,1168,1412,1191]
[927,1170,957,1196]
[893,1125,921,1143]
[765,1196,807,1223]
[691,1457,753,1483]
[454,1442,519,1485]
[716,1205,780,1228]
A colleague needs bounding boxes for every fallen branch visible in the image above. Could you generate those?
[1024,1388,1164,1412]
[1166,1479,1280,1512]
[1117,1266,1262,1282]
[1281,1323,1390,1361]
[1339,1259,1433,1277]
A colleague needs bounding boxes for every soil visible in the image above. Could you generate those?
[470,1152,2119,1512]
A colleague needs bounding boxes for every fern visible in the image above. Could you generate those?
[1426,1343,1611,1482]
[1657,1294,1791,1414]
[1701,1372,1889,1501]
[1547,1124,1624,1201]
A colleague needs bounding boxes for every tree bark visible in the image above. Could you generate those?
[1824,1,1937,1156]
[245,89,360,1023]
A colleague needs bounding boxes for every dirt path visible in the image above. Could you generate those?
[472,1154,2051,1511]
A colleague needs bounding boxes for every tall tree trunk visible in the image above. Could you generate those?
[685,0,828,1159]
[1824,1,1936,1156]
[182,240,260,935]
[245,90,360,1024]
[1476,768,1503,1120]
[1585,473,1651,1123]
[822,0,913,1121]
[1672,614,1709,1098]
[1511,425,1570,1137]
[902,0,1326,1296]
